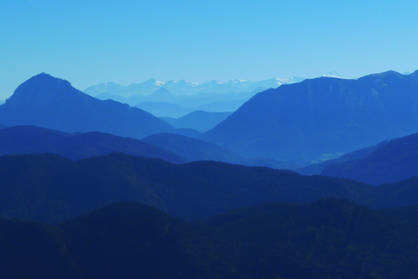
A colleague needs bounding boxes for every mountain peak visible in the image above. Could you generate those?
[359,70,403,81]
[6,73,76,103]
[25,72,71,85]
[0,74,173,138]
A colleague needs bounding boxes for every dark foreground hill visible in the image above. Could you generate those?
[3,200,418,279]
[322,132,418,185]
[205,71,418,161]
[0,125,183,162]
[0,73,173,138]
[2,153,418,222]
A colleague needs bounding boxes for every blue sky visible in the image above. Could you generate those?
[1,0,417,99]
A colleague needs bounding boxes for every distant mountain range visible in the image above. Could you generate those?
[0,73,173,138]
[85,77,303,116]
[321,132,418,185]
[3,199,418,279]
[161,111,231,132]
[205,70,418,162]
[137,101,191,118]
[85,77,302,98]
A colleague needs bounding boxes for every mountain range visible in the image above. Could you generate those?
[205,70,418,161]
[298,144,382,175]
[0,73,173,138]
[4,69,418,278]
[85,77,300,98]
[85,77,302,116]
[142,133,243,163]
[3,199,418,279]
[321,132,418,185]
[3,153,418,223]
[0,125,183,162]
[0,125,295,168]
[143,133,301,169]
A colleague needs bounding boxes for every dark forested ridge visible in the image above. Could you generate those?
[322,132,418,184]
[0,125,183,162]
[2,153,418,223]
[2,200,418,279]
[0,73,173,138]
[205,71,418,161]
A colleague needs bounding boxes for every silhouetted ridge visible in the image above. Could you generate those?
[3,153,418,223]
[142,133,244,163]
[205,70,418,161]
[322,132,418,185]
[0,125,184,162]
[358,70,404,81]
[0,73,173,138]
[4,199,418,278]
[6,73,78,104]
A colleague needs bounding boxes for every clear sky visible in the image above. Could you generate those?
[1,0,417,99]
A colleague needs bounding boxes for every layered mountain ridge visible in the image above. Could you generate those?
[0,73,173,138]
[205,70,418,161]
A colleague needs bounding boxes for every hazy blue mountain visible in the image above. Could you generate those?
[85,78,164,97]
[298,144,384,175]
[205,71,418,161]
[142,133,300,169]
[0,125,183,162]
[161,111,231,132]
[85,78,291,99]
[0,73,173,138]
[85,77,302,115]
[322,132,418,185]
[136,101,192,117]
[142,133,244,163]
[95,92,128,103]
[171,128,202,138]
[6,199,418,279]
